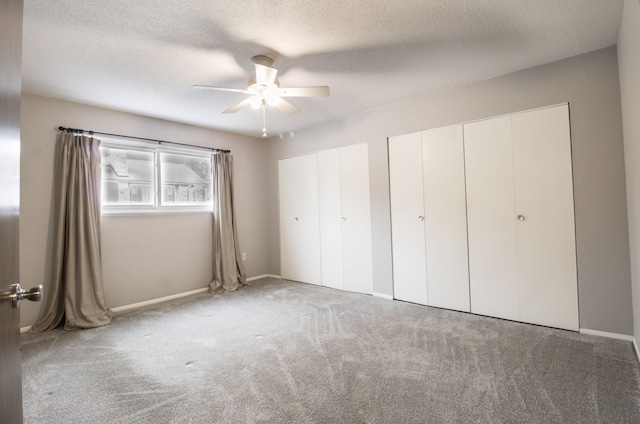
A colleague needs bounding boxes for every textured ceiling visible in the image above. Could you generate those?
[22,0,624,138]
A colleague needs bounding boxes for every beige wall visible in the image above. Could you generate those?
[19,94,269,327]
[266,46,633,335]
[618,0,640,343]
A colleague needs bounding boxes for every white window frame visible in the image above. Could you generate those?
[100,139,214,214]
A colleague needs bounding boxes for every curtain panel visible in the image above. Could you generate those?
[209,153,246,293]
[29,131,111,332]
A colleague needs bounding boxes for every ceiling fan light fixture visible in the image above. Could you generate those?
[193,55,329,137]
[250,96,263,109]
[265,92,278,106]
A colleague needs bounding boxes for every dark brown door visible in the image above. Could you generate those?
[1,0,25,422]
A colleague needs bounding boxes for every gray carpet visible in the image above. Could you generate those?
[21,277,640,423]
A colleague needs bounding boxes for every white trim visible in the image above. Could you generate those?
[579,328,634,341]
[22,276,283,330]
[110,287,208,313]
[634,338,640,365]
[373,292,394,301]
[110,275,282,313]
[247,274,281,282]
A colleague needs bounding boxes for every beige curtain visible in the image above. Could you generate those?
[29,131,111,332]
[209,153,246,293]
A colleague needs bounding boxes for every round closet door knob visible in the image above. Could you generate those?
[517,215,525,221]
[294,217,299,221]
[418,216,424,222]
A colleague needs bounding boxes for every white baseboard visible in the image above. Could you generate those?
[579,328,634,341]
[373,292,394,301]
[633,338,640,365]
[111,275,281,313]
[247,274,281,282]
[110,287,209,313]
[22,275,283,331]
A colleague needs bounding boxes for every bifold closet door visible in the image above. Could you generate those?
[465,104,578,331]
[318,149,344,290]
[422,125,470,312]
[389,126,470,311]
[339,143,373,294]
[511,105,578,330]
[464,116,520,321]
[318,144,373,294]
[389,132,428,304]
[278,154,322,285]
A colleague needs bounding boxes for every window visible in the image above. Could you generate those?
[101,146,155,207]
[159,152,212,206]
[100,142,213,212]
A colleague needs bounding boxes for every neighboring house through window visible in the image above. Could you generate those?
[100,142,213,212]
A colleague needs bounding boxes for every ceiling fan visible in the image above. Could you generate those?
[193,55,330,136]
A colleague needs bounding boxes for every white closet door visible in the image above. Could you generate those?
[340,143,373,294]
[278,154,322,285]
[389,132,428,305]
[422,125,470,312]
[318,149,344,290]
[464,116,520,321]
[512,105,578,330]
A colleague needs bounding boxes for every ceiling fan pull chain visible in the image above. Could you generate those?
[262,103,267,138]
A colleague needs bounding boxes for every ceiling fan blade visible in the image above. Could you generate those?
[255,63,278,86]
[192,85,250,94]
[280,86,330,97]
[223,97,254,114]
[272,97,301,116]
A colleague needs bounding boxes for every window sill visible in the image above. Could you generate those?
[101,207,212,217]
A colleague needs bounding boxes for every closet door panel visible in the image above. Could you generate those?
[464,116,520,321]
[318,149,344,290]
[389,132,428,305]
[340,143,373,294]
[422,125,470,312]
[512,105,578,330]
[278,154,322,285]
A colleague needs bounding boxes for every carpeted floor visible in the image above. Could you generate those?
[21,277,640,423]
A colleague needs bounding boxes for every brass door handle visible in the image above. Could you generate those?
[517,215,525,221]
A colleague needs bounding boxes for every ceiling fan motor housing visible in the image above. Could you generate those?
[251,55,275,67]
[247,74,280,89]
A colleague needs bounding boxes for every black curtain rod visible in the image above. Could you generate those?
[57,126,231,154]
